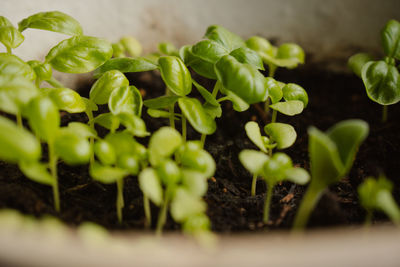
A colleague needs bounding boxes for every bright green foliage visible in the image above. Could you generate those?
[348,53,373,77]
[293,120,369,230]
[43,87,86,113]
[0,16,24,50]
[158,56,192,96]
[358,175,400,226]
[94,57,158,78]
[54,128,91,165]
[178,98,216,135]
[120,36,142,57]
[158,42,178,56]
[27,60,52,81]
[0,53,36,80]
[89,70,129,105]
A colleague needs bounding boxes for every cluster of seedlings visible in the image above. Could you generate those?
[0,11,399,240]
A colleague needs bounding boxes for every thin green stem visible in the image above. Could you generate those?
[86,110,95,165]
[110,116,118,134]
[271,109,277,123]
[211,81,220,98]
[49,142,60,212]
[181,113,187,142]
[169,104,175,129]
[47,77,64,88]
[264,98,270,116]
[156,187,171,236]
[200,134,207,148]
[263,182,274,223]
[251,173,258,196]
[116,178,124,223]
[292,186,324,231]
[35,79,41,88]
[143,195,151,229]
[364,210,373,227]
[382,105,388,123]
[217,96,230,102]
[6,47,11,54]
[16,113,23,128]
[268,64,277,78]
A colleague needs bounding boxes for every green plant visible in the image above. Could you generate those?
[358,175,400,226]
[348,19,400,122]
[138,127,215,236]
[293,119,369,230]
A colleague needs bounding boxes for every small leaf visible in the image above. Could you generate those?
[348,53,374,77]
[148,127,182,166]
[230,47,264,70]
[90,161,128,184]
[108,86,136,115]
[381,19,400,59]
[191,40,229,64]
[27,60,52,81]
[18,11,83,35]
[0,116,41,163]
[192,79,220,107]
[92,113,118,130]
[246,36,275,57]
[105,132,141,158]
[147,108,180,120]
[93,57,158,78]
[186,48,218,80]
[170,187,206,222]
[54,129,91,165]
[178,97,217,135]
[203,102,222,119]
[66,122,97,139]
[143,95,180,109]
[117,154,140,175]
[269,100,304,116]
[157,159,181,186]
[282,83,308,107]
[181,169,208,197]
[19,161,53,186]
[239,149,269,174]
[0,53,36,80]
[244,121,268,153]
[158,42,177,55]
[130,85,143,116]
[158,56,192,96]
[45,87,86,113]
[89,70,129,105]
[204,25,244,51]
[82,97,98,112]
[285,168,310,185]
[263,153,293,183]
[118,113,149,137]
[264,123,297,149]
[265,77,283,104]
[120,36,142,57]
[0,25,24,49]
[276,43,305,68]
[218,86,250,112]
[94,140,116,165]
[180,141,216,178]
[46,35,112,73]
[138,168,163,206]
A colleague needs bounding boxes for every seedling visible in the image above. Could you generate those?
[138,127,215,236]
[358,175,400,226]
[112,36,142,58]
[293,119,369,230]
[348,19,400,122]
[244,121,297,196]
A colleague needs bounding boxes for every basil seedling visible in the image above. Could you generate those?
[293,120,369,230]
[0,16,24,53]
[358,175,400,226]
[112,36,142,58]
[348,19,400,122]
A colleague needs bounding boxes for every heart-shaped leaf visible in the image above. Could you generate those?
[269,100,304,116]
[264,122,297,149]
[239,149,270,174]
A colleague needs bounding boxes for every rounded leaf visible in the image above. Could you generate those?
[89,70,129,105]
[282,83,308,107]
[94,140,116,165]
[148,127,182,166]
[263,152,293,183]
[27,60,52,81]
[138,168,163,206]
[93,57,158,78]
[46,87,86,113]
[348,53,373,78]
[239,149,269,175]
[381,19,400,59]
[170,187,206,222]
[108,86,136,115]
[19,161,53,186]
[246,36,274,56]
[46,36,112,73]
[276,43,305,67]
[117,154,140,175]
[269,100,304,116]
[143,95,180,109]
[191,40,229,64]
[285,167,310,185]
[230,47,264,70]
[54,129,91,165]
[65,122,97,139]
[181,169,208,197]
[120,36,142,57]
[180,142,216,178]
[264,123,297,149]
[178,97,216,135]
[244,121,268,153]
[265,77,283,104]
[157,159,181,186]
[90,161,128,184]
[0,25,24,49]
[0,53,36,80]
[158,42,176,56]
[118,113,149,137]
[204,25,244,51]
[158,56,192,96]
[105,132,140,158]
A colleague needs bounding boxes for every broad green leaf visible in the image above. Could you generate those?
[157,159,181,186]
[0,116,41,163]
[348,53,373,77]
[239,149,269,174]
[178,97,216,135]
[264,123,297,149]
[0,53,36,80]
[285,167,310,185]
[27,60,52,81]
[130,85,143,116]
[158,56,192,96]
[192,80,220,106]
[276,43,305,68]
[94,140,116,165]
[263,153,293,183]
[181,169,208,197]
[108,86,136,115]
[82,97,98,112]
[19,161,53,186]
[361,61,400,105]
[18,11,83,35]
[0,25,24,49]
[112,42,125,58]
[230,47,264,70]
[104,132,139,158]
[218,86,250,111]
[45,87,86,113]
[381,19,400,59]
[54,129,91,165]
[204,25,244,51]
[92,113,119,130]
[158,42,177,56]
[46,36,112,73]
[179,45,192,63]
[191,40,229,64]
[327,119,369,173]
[148,127,182,166]
[203,102,222,119]
[120,36,142,57]
[26,96,59,142]
[118,113,149,137]
[143,95,180,109]
[0,74,38,114]
[186,49,217,79]
[265,77,283,104]
[66,122,97,139]
[147,108,181,120]
[244,121,268,153]
[93,57,158,78]
[269,100,304,116]
[282,83,308,107]
[180,141,216,178]
[138,168,163,206]
[90,161,128,184]
[170,187,206,222]
[215,55,268,104]
[117,154,140,175]
[89,70,129,105]
[246,36,275,57]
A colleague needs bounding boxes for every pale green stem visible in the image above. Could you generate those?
[263,182,274,223]
[217,96,230,102]
[156,187,171,236]
[143,195,151,229]
[49,142,60,212]
[169,105,175,129]
[382,105,388,123]
[47,77,64,88]
[264,98,270,116]
[292,186,324,231]
[251,173,258,196]
[268,64,277,77]
[110,116,118,134]
[116,178,124,223]
[86,110,95,165]
[212,81,220,98]
[271,109,277,123]
[6,47,11,54]
[200,134,207,148]
[16,113,23,128]
[35,79,41,88]
[181,113,187,142]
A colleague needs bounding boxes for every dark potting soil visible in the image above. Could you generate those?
[0,62,399,233]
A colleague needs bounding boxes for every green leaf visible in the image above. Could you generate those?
[245,36,275,57]
[18,11,83,36]
[275,43,305,68]
[148,127,182,166]
[120,36,142,57]
[181,169,208,197]
[0,24,24,49]
[89,70,129,105]
[191,40,229,64]
[147,108,180,119]
[143,95,180,109]
[282,83,308,107]
[92,113,118,130]
[158,42,177,56]
[108,86,137,115]
[46,35,112,73]
[185,48,217,79]
[27,60,52,81]
[215,55,268,104]
[45,87,86,113]
[265,77,283,104]
[381,19,400,59]
[244,121,268,153]
[239,149,269,174]
[170,187,206,222]
[158,56,192,96]
[361,61,400,105]
[138,168,163,206]
[0,116,41,163]
[230,47,264,70]
[264,123,297,149]
[203,102,222,119]
[54,129,91,165]
[180,141,216,178]
[26,96,60,142]
[105,132,142,158]
[118,113,149,137]
[82,97,98,112]
[269,100,304,116]
[157,159,181,186]
[204,25,244,51]
[117,154,140,175]
[178,97,216,135]
[0,53,36,80]
[19,161,53,186]
[285,167,310,185]
[218,86,250,112]
[130,85,143,116]
[90,161,128,184]
[192,80,220,106]
[348,53,374,77]
[66,122,97,139]
[263,153,293,183]
[93,57,158,78]
[94,140,116,165]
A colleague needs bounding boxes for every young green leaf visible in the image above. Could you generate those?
[265,77,283,104]
[90,161,128,184]
[381,19,400,59]
[245,36,275,57]
[284,167,310,185]
[93,57,158,78]
[92,113,118,130]
[0,53,36,80]
[262,152,293,182]
[89,70,129,105]
[0,22,24,49]
[239,149,270,174]
[118,113,149,137]
[185,47,218,79]
[27,60,52,81]
[218,87,250,111]
[148,127,182,166]
[147,108,181,120]
[108,86,140,115]
[105,132,143,158]
[120,36,142,57]
[157,159,181,186]
[179,141,216,178]
[158,42,177,56]
[117,154,140,175]
[204,25,244,51]
[269,100,304,116]
[138,168,163,206]
[46,36,112,73]
[191,40,229,64]
[192,80,220,107]
[178,97,217,135]
[143,95,180,109]
[170,187,206,222]
[158,56,192,96]
[230,47,264,70]
[94,140,116,165]
[276,43,305,68]
[0,116,41,163]
[19,161,53,186]
[282,83,308,107]
[54,129,91,165]
[244,121,268,153]
[264,123,297,149]
[348,53,373,77]
[65,122,97,139]
[45,87,86,113]
[203,102,222,119]
[181,169,208,197]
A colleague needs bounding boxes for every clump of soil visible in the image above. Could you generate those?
[0,61,399,233]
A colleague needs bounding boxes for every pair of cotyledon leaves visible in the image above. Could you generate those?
[348,19,400,105]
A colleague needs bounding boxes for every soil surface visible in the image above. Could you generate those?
[0,62,399,233]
